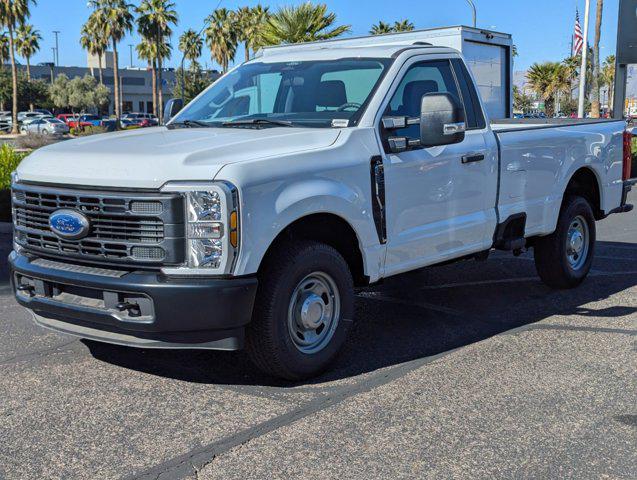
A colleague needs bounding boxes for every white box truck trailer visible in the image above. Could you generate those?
[257,25,514,119]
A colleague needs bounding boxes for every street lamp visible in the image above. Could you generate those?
[53,31,60,66]
[465,0,477,27]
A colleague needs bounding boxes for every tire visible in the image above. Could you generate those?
[534,195,596,289]
[246,240,354,380]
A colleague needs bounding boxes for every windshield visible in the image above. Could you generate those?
[172,58,392,128]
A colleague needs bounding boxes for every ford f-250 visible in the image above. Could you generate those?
[9,38,634,380]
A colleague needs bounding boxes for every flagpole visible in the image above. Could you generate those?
[577,0,591,118]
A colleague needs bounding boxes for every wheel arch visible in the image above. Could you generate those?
[257,212,369,287]
[563,166,603,219]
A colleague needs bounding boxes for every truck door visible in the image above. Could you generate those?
[379,57,498,276]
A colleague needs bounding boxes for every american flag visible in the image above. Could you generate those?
[573,8,584,56]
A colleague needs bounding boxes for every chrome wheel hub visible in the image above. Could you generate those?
[566,215,589,270]
[287,272,340,354]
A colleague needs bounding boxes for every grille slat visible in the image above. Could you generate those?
[12,185,183,265]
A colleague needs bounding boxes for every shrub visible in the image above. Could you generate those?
[0,144,27,190]
[14,132,57,150]
[70,125,108,137]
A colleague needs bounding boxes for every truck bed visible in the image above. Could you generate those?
[491,118,621,132]
[491,118,626,238]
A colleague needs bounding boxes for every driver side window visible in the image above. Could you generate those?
[386,60,460,138]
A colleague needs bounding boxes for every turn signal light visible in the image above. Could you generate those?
[229,211,238,248]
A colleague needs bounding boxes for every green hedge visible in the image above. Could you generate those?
[0,144,27,190]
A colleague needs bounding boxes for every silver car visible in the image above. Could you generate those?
[22,117,69,136]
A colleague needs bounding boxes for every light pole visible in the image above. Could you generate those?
[577,0,591,118]
[53,31,60,66]
[465,0,477,27]
[128,44,134,68]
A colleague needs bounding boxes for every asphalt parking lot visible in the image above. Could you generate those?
[1,192,636,480]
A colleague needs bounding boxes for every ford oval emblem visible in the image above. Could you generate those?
[49,209,90,240]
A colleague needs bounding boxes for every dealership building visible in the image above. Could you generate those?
[23,52,220,115]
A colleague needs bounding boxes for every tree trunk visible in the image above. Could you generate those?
[245,43,250,62]
[112,40,121,122]
[98,54,103,85]
[590,0,603,118]
[8,26,18,134]
[27,58,34,111]
[151,60,157,117]
[157,33,164,124]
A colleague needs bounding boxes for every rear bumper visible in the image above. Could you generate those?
[9,251,258,350]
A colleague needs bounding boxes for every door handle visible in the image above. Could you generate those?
[461,153,485,164]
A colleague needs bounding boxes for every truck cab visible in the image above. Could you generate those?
[10,32,634,380]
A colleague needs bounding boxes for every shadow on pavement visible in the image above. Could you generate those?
[84,240,637,387]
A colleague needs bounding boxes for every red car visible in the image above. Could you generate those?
[56,114,94,129]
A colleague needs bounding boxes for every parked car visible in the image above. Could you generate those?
[120,117,142,129]
[122,113,158,127]
[17,111,43,124]
[22,117,69,136]
[10,30,634,380]
[34,109,53,117]
[79,114,102,127]
[56,113,78,125]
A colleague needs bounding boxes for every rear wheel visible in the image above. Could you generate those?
[534,196,596,289]
[246,240,354,380]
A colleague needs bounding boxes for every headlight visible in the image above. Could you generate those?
[160,182,239,276]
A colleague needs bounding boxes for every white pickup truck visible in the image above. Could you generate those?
[10,38,634,380]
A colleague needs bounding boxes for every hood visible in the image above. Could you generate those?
[17,126,341,189]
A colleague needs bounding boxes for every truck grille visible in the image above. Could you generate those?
[12,184,185,266]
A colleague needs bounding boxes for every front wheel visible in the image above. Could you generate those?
[246,240,354,380]
[534,196,596,289]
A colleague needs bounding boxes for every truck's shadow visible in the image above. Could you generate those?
[84,240,637,387]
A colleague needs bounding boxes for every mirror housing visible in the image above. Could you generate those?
[163,98,184,124]
[420,93,466,147]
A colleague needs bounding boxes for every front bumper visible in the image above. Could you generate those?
[9,251,258,350]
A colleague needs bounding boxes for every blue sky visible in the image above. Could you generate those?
[29,0,622,72]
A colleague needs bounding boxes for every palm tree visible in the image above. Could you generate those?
[526,62,570,117]
[237,5,269,61]
[136,39,157,116]
[261,2,350,45]
[370,21,392,35]
[15,23,39,111]
[137,0,177,123]
[590,0,604,118]
[0,0,35,134]
[88,0,134,121]
[601,54,615,115]
[178,28,202,66]
[80,13,109,85]
[15,23,39,80]
[205,8,238,73]
[393,20,414,32]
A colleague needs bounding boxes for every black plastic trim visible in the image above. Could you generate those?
[370,155,387,244]
[10,251,258,336]
[493,213,527,250]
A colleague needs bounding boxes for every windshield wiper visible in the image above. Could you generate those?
[168,119,212,129]
[222,118,294,128]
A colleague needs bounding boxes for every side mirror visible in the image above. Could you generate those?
[420,93,466,148]
[163,98,184,124]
